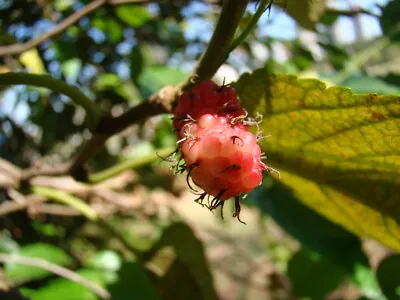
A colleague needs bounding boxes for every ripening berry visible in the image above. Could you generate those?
[171,80,271,223]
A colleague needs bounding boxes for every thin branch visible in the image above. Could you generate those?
[69,0,249,176]
[0,195,47,216]
[0,73,100,129]
[68,85,177,176]
[0,0,162,57]
[32,186,98,221]
[325,7,380,18]
[28,203,81,216]
[0,158,21,180]
[21,162,71,182]
[1,0,251,183]
[229,0,271,52]
[89,146,175,183]
[108,0,154,4]
[0,253,110,299]
[184,0,250,85]
[0,0,107,57]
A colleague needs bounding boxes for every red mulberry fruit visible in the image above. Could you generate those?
[171,80,271,223]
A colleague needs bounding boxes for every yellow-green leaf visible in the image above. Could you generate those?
[234,69,400,251]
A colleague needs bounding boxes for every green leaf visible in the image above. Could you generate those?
[108,262,158,300]
[287,249,345,299]
[343,76,400,95]
[115,5,151,28]
[234,69,400,251]
[155,259,206,300]
[29,269,103,300]
[130,46,144,85]
[62,58,82,83]
[0,231,19,253]
[5,243,73,284]
[139,66,187,97]
[276,0,326,30]
[248,181,383,299]
[380,0,400,42]
[92,17,123,43]
[86,250,121,272]
[144,223,218,300]
[377,255,400,300]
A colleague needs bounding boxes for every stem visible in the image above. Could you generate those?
[31,186,143,260]
[0,72,100,129]
[0,253,110,299]
[32,186,98,221]
[89,147,176,183]
[185,0,250,85]
[0,0,107,57]
[229,0,271,52]
[2,0,251,182]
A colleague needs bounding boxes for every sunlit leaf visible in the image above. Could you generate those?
[115,5,151,28]
[62,58,82,83]
[92,17,123,43]
[234,69,400,251]
[248,181,383,298]
[5,243,73,284]
[20,49,46,74]
[29,269,103,300]
[87,250,121,272]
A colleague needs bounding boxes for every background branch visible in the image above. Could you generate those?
[1,0,251,187]
[0,0,108,57]
[0,254,110,299]
[32,186,98,221]
[325,7,380,18]
[69,0,249,176]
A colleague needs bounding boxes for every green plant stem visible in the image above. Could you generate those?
[0,72,100,129]
[229,0,270,52]
[32,186,98,221]
[32,186,143,260]
[0,253,110,299]
[184,0,250,86]
[89,147,176,183]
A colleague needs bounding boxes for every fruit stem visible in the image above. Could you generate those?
[89,147,176,183]
[183,0,250,87]
[229,0,272,52]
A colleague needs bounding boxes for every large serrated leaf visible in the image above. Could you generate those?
[234,69,400,251]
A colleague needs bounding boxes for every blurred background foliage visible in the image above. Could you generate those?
[0,0,400,299]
